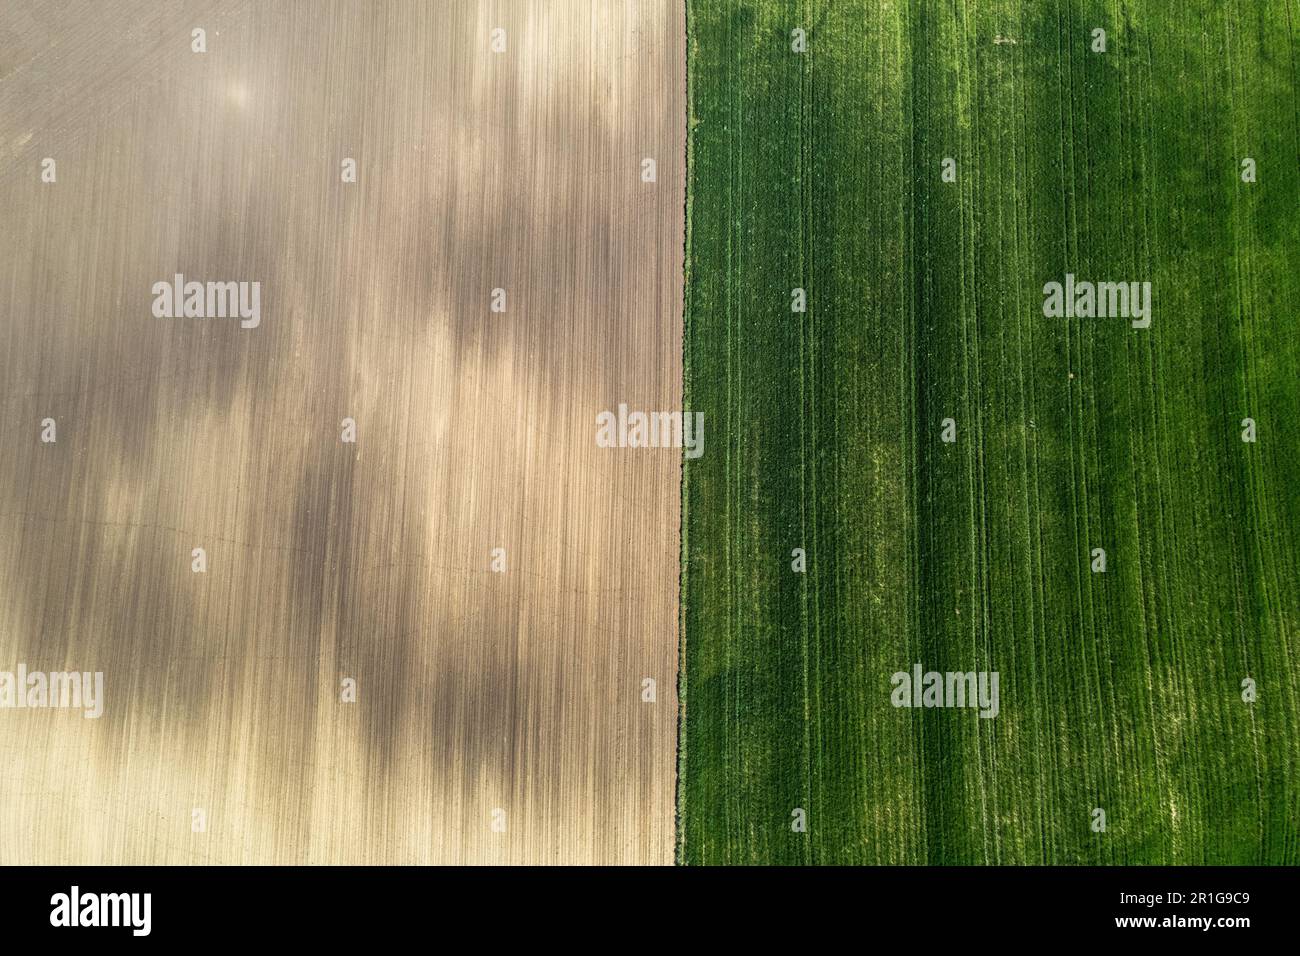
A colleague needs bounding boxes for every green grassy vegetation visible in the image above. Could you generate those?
[679,0,1299,864]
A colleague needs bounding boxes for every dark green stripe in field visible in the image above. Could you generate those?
[679,0,1299,864]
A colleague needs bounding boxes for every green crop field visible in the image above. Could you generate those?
[679,1,1299,864]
